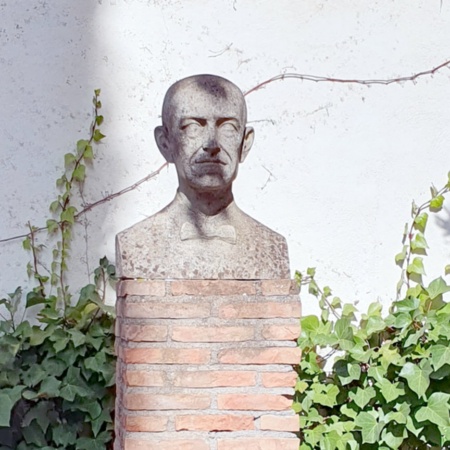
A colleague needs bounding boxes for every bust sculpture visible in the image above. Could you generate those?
[116,74,290,279]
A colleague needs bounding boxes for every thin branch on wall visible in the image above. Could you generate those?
[0,163,168,244]
[244,59,450,96]
[1,58,450,244]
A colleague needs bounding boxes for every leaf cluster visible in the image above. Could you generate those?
[0,259,116,450]
[296,174,450,450]
[0,91,115,449]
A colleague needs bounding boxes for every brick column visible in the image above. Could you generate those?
[115,279,301,450]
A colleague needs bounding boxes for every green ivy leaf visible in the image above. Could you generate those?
[52,423,78,447]
[301,315,319,335]
[77,139,89,154]
[350,386,376,409]
[22,401,53,433]
[60,367,93,402]
[413,212,428,233]
[430,194,444,211]
[381,426,407,449]
[83,144,94,161]
[95,115,104,126]
[341,404,358,419]
[60,206,77,225]
[415,392,450,427]
[93,129,106,142]
[342,303,358,318]
[431,344,450,371]
[0,392,14,426]
[378,378,405,403]
[355,410,383,444]
[39,376,61,398]
[394,296,419,313]
[46,219,59,233]
[366,316,386,336]
[395,245,407,266]
[399,362,431,399]
[22,420,47,447]
[336,361,361,386]
[22,236,31,251]
[64,152,76,168]
[411,233,428,252]
[406,257,426,276]
[311,383,339,407]
[427,277,450,300]
[23,365,47,387]
[73,164,86,182]
[26,291,47,308]
[335,317,353,341]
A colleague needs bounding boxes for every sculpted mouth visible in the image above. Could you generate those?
[196,159,226,165]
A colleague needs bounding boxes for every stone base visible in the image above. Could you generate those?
[115,279,301,450]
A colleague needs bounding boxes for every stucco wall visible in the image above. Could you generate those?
[1,0,449,317]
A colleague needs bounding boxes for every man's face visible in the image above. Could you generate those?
[164,84,249,193]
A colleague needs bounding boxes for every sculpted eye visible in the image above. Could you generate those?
[219,122,238,134]
[181,122,202,137]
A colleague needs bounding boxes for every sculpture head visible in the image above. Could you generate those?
[155,75,255,194]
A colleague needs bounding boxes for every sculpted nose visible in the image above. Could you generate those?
[203,144,220,156]
[203,129,220,156]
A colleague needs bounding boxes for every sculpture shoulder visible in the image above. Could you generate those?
[236,207,287,244]
[116,202,178,244]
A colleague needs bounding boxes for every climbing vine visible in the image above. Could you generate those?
[0,91,116,450]
[295,174,450,449]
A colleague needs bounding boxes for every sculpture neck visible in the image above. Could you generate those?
[178,184,234,216]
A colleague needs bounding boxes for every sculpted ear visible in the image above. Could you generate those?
[240,126,255,163]
[154,126,174,163]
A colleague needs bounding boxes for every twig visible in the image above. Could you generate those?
[78,162,168,217]
[244,59,450,96]
[0,163,168,244]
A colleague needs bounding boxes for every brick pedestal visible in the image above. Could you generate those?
[115,279,301,450]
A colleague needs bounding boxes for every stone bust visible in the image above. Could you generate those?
[116,74,290,280]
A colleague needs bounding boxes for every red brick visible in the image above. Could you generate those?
[261,324,300,340]
[219,347,301,364]
[259,414,299,431]
[260,280,292,296]
[124,302,210,318]
[125,415,168,432]
[170,280,256,296]
[118,280,166,297]
[219,302,300,319]
[124,393,211,410]
[121,324,168,342]
[261,371,297,388]
[172,326,254,342]
[121,347,210,364]
[125,370,165,387]
[125,438,209,450]
[218,438,300,450]
[175,414,254,431]
[173,370,256,387]
[217,394,292,411]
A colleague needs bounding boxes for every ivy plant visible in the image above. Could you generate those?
[295,174,450,449]
[0,91,116,450]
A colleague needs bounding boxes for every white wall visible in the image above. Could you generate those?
[1,0,450,317]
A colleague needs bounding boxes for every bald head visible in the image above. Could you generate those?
[154,74,255,196]
[161,74,248,129]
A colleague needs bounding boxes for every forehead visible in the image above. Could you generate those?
[169,82,246,121]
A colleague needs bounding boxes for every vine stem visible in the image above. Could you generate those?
[402,183,450,294]
[28,222,46,297]
[244,59,450,96]
[0,163,168,245]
